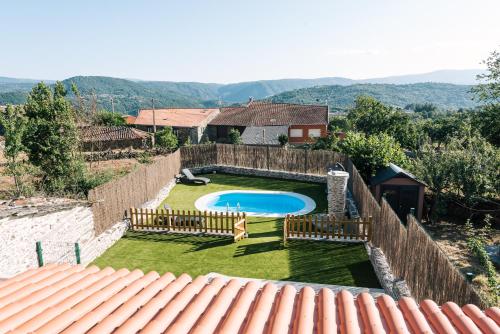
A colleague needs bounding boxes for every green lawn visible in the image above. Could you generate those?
[92,173,381,287]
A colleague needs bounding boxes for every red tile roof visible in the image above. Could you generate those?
[122,115,137,125]
[209,101,328,126]
[79,126,151,143]
[0,264,498,333]
[135,108,220,128]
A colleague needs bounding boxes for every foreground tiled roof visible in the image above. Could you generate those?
[0,265,498,333]
[79,126,150,143]
[135,108,220,128]
[209,101,328,126]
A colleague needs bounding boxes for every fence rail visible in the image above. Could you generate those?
[129,208,247,242]
[284,214,372,243]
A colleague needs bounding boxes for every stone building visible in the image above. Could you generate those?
[134,108,220,144]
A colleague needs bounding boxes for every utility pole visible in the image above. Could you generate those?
[151,98,156,147]
[111,96,115,113]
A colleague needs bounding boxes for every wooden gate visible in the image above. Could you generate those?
[129,208,247,242]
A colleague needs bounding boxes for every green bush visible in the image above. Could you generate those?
[228,128,242,144]
[155,127,178,150]
[278,134,288,146]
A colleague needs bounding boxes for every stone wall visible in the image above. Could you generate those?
[365,243,411,299]
[190,165,327,184]
[0,200,126,278]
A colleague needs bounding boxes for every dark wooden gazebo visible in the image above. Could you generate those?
[370,163,426,222]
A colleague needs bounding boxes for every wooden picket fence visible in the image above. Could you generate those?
[129,208,247,242]
[283,214,372,244]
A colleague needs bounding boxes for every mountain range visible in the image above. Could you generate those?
[0,69,484,113]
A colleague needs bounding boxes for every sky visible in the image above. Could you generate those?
[1,0,499,83]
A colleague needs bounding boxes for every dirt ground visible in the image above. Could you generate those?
[424,220,499,304]
[0,138,14,199]
[86,158,141,175]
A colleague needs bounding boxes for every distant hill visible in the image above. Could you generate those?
[359,69,485,85]
[61,76,209,113]
[217,77,356,102]
[0,69,484,112]
[268,83,478,111]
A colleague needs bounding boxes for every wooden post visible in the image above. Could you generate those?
[182,210,186,231]
[320,216,324,238]
[130,207,135,230]
[304,148,308,174]
[166,209,171,231]
[204,211,208,233]
[231,212,235,236]
[198,211,202,232]
[233,144,237,166]
[314,215,318,238]
[367,216,373,241]
[243,213,247,237]
[214,212,218,233]
[187,210,191,232]
[308,215,312,238]
[302,216,306,238]
[266,145,270,170]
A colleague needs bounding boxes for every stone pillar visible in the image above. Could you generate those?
[327,170,349,219]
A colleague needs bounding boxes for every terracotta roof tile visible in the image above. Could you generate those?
[0,264,498,333]
[209,101,328,126]
[79,125,150,143]
[135,108,220,128]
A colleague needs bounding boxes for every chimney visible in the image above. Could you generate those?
[327,170,349,219]
[248,96,254,106]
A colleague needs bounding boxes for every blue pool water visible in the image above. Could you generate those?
[195,190,316,217]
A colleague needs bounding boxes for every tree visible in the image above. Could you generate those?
[339,132,408,180]
[93,110,126,126]
[447,135,499,204]
[0,105,31,196]
[23,82,87,194]
[228,128,242,144]
[155,127,178,150]
[412,134,500,220]
[422,113,472,148]
[411,142,455,220]
[328,116,351,132]
[405,103,439,118]
[471,48,500,147]
[347,96,421,149]
[278,134,288,147]
[473,49,500,103]
[471,105,500,147]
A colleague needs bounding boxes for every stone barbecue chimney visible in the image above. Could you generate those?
[327,170,349,219]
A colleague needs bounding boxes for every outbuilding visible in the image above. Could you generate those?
[370,163,426,222]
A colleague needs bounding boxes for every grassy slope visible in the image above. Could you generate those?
[93,174,380,287]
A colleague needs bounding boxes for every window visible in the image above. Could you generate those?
[308,128,321,137]
[289,129,303,137]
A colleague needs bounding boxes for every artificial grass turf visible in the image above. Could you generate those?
[92,173,381,288]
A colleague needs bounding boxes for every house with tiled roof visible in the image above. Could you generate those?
[0,264,498,333]
[122,115,136,125]
[79,125,151,151]
[208,100,329,145]
[134,108,220,144]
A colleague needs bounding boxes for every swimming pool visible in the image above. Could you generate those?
[194,190,316,217]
